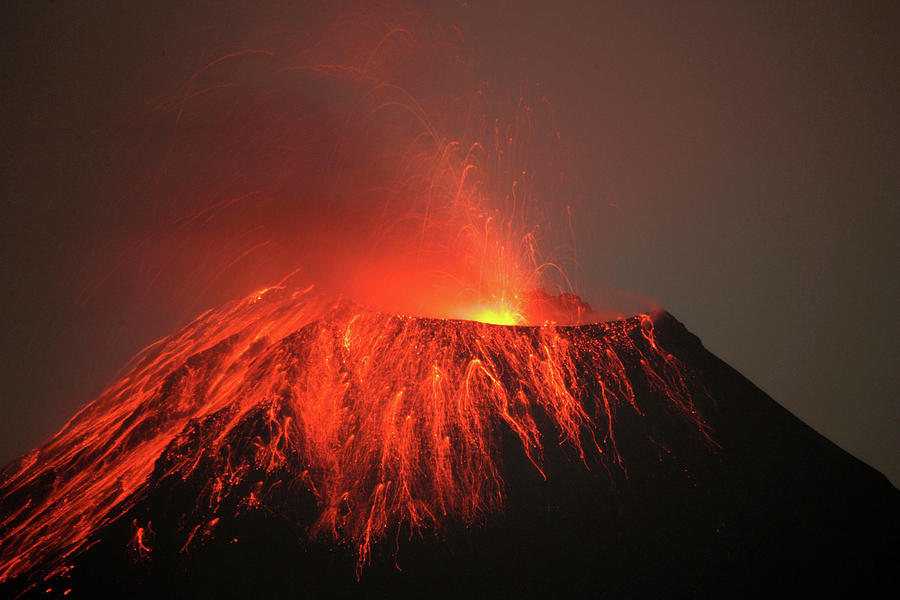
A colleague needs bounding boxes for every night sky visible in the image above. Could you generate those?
[2,1,897,485]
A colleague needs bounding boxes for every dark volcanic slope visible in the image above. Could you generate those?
[1,308,897,599]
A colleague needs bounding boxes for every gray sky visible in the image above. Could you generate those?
[2,1,898,484]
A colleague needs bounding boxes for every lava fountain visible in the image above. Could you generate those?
[1,7,710,589]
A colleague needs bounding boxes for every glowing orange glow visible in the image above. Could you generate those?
[461,299,523,325]
[467,306,520,325]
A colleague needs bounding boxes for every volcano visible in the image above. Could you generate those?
[0,285,896,598]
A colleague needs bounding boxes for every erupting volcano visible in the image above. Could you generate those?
[2,4,897,597]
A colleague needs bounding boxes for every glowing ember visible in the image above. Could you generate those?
[0,283,709,583]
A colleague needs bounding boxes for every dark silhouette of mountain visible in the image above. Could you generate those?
[1,304,896,599]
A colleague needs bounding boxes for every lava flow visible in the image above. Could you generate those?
[0,282,710,584]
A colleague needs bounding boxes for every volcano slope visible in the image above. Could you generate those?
[0,288,897,598]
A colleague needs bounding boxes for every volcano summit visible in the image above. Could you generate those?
[0,285,896,598]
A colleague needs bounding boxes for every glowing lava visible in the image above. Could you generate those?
[0,282,710,584]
